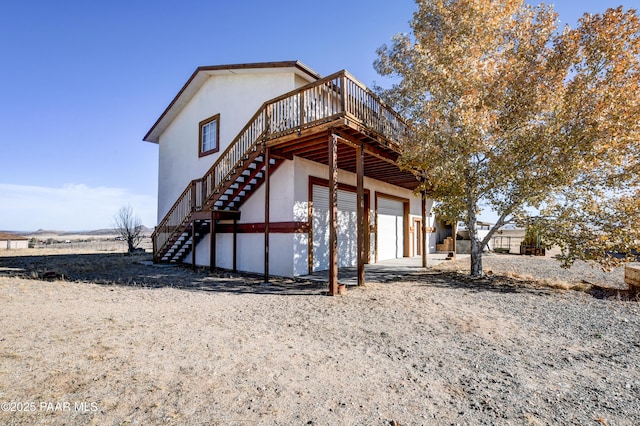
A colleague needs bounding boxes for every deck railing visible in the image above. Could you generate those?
[153,70,410,260]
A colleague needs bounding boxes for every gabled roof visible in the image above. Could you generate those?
[0,232,29,240]
[143,61,322,143]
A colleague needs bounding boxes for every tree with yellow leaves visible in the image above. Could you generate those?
[375,0,640,276]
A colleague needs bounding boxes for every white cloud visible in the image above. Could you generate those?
[0,183,156,231]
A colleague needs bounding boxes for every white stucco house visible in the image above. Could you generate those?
[144,61,436,293]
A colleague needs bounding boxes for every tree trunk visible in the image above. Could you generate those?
[470,237,483,277]
[466,201,483,277]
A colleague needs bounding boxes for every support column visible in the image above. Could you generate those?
[232,218,238,272]
[452,221,457,259]
[356,143,365,286]
[421,191,427,268]
[191,220,196,271]
[264,146,271,283]
[209,212,216,272]
[328,133,339,295]
[152,232,158,263]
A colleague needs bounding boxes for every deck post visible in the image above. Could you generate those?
[152,229,158,263]
[264,146,270,283]
[233,218,238,272]
[421,190,427,268]
[209,212,216,272]
[356,143,365,286]
[328,133,339,295]
[340,74,347,113]
[191,220,196,271]
[452,221,457,259]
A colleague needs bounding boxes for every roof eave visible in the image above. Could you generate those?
[142,60,322,144]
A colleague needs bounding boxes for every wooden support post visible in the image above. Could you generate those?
[421,192,427,268]
[264,146,271,283]
[452,221,457,259]
[328,133,339,295]
[356,143,365,286]
[191,220,196,271]
[152,231,158,263]
[209,212,216,272]
[233,218,238,272]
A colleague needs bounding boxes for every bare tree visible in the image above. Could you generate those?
[113,205,144,254]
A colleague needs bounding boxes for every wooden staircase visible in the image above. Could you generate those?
[153,147,282,263]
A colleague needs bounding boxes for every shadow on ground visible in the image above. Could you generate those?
[0,252,635,300]
[0,253,327,296]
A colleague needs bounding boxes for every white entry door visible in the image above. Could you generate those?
[312,185,357,272]
[377,197,404,260]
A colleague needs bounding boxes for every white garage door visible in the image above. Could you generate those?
[312,185,357,272]
[377,197,404,260]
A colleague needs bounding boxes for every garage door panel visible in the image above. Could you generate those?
[377,197,404,261]
[312,185,358,272]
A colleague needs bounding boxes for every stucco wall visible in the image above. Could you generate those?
[2,239,29,249]
[239,160,295,223]
[188,160,299,277]
[186,155,435,277]
[157,72,306,222]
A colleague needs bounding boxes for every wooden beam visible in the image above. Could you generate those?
[192,210,240,221]
[421,191,427,268]
[264,146,271,283]
[152,234,158,263]
[210,212,216,272]
[356,143,365,287]
[232,219,238,272]
[328,133,339,295]
[452,221,457,259]
[214,221,309,233]
[191,220,196,271]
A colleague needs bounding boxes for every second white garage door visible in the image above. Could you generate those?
[377,197,404,261]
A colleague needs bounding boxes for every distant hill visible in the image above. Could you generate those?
[0,226,153,237]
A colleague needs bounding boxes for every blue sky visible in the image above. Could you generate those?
[0,0,631,231]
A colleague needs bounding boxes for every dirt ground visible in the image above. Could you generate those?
[0,248,638,425]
